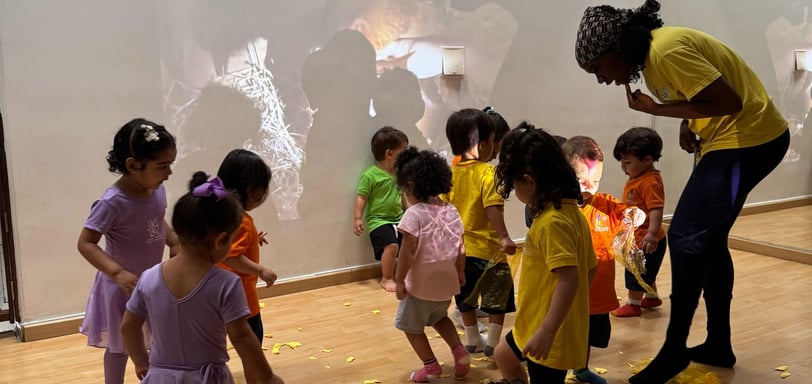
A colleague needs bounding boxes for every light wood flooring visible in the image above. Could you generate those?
[1,248,811,383]
[730,205,812,251]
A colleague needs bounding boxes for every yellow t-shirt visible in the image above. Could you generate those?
[445,160,505,262]
[643,26,787,157]
[513,200,596,370]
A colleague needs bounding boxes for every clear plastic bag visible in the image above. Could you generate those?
[612,207,656,295]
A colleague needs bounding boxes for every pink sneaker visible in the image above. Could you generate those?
[612,303,642,317]
[641,297,662,308]
[452,344,471,378]
[410,361,442,383]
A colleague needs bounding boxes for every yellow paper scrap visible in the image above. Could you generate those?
[264,334,273,338]
[346,356,355,363]
[473,357,492,362]
[595,367,607,374]
[457,330,464,336]
[308,356,317,360]
[438,373,450,378]
[780,372,792,379]
[363,380,382,384]
[343,301,351,306]
[270,341,303,355]
[297,327,303,331]
[774,365,789,371]
[324,365,331,369]
[321,349,332,353]
[433,333,442,338]
[226,345,234,350]
[371,309,381,315]
[259,302,265,308]
[261,346,268,350]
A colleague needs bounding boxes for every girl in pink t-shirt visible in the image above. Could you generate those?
[393,147,470,383]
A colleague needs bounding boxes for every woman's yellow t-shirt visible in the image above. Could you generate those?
[643,26,787,157]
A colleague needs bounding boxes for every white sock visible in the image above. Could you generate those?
[487,323,503,347]
[464,325,482,346]
[628,297,642,306]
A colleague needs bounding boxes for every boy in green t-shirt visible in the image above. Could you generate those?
[354,126,409,291]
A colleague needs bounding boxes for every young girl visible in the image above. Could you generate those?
[393,147,470,383]
[78,118,178,384]
[216,149,277,342]
[121,172,284,384]
[492,123,597,384]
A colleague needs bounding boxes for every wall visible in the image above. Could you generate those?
[0,0,809,325]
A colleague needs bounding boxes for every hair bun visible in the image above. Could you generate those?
[637,0,660,16]
[188,171,210,191]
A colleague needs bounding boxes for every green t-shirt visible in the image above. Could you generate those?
[356,165,403,232]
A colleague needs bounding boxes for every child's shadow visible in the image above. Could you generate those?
[372,67,431,150]
[298,29,378,221]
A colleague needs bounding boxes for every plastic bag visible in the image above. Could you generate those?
[612,207,656,295]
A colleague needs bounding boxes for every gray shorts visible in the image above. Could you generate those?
[394,294,452,334]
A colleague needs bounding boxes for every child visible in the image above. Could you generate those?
[216,149,277,342]
[612,127,667,317]
[563,135,641,384]
[353,126,409,292]
[121,172,283,384]
[78,118,178,384]
[451,106,510,166]
[491,122,597,384]
[393,147,470,383]
[445,108,516,357]
[525,134,568,228]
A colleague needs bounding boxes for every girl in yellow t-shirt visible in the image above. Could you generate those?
[492,122,597,384]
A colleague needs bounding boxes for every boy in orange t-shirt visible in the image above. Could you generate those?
[612,127,667,318]
[564,136,639,384]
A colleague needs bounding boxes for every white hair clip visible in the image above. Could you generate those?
[141,124,160,142]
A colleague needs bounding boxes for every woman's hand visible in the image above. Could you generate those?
[679,119,700,154]
[625,84,658,114]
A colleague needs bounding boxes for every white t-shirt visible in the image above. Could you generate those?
[397,202,464,301]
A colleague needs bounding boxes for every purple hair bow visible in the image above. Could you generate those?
[192,177,230,201]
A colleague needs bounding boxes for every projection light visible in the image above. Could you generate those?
[441,46,465,76]
[795,50,811,71]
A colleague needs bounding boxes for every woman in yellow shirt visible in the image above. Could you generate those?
[575,1,789,383]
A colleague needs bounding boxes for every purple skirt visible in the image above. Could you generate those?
[80,271,150,353]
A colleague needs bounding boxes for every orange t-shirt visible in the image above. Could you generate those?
[581,193,625,314]
[622,170,666,243]
[217,212,261,316]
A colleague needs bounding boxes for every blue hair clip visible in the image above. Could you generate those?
[483,106,495,115]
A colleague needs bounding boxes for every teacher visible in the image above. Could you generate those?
[575,1,790,383]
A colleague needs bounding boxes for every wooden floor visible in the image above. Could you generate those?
[731,205,812,251]
[1,248,811,383]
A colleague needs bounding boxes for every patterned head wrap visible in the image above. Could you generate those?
[575,0,661,68]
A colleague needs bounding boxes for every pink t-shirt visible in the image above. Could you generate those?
[397,202,464,301]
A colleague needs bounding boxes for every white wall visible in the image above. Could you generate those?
[1,0,809,324]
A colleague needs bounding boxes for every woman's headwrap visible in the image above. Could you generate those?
[575,0,661,68]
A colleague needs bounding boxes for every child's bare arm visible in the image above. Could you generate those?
[641,208,664,253]
[227,318,282,384]
[484,205,516,255]
[353,195,367,236]
[222,256,277,287]
[78,228,137,295]
[121,310,149,380]
[394,232,416,300]
[164,219,180,258]
[456,241,466,287]
[522,265,579,360]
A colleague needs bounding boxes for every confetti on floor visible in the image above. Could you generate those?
[343,301,351,306]
[270,341,303,355]
[259,302,266,308]
[631,358,722,384]
[371,309,381,315]
[264,334,273,338]
[346,356,355,363]
[363,380,382,384]
[775,365,789,371]
[321,349,332,353]
[297,327,303,331]
[308,356,317,360]
[780,372,792,379]
[594,367,607,374]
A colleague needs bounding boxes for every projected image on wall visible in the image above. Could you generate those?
[159,0,517,222]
